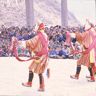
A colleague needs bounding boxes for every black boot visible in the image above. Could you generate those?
[38,74,45,91]
[70,65,81,79]
[22,71,34,87]
[87,67,95,82]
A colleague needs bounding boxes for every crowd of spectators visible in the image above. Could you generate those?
[0,24,84,59]
[0,25,35,57]
[45,25,84,59]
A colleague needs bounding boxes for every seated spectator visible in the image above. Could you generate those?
[1,45,8,56]
[70,32,76,43]
[49,48,58,58]
[58,45,70,59]
[72,42,82,59]
[0,47,2,56]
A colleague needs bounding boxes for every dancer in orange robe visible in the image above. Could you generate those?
[11,23,49,91]
[70,23,96,82]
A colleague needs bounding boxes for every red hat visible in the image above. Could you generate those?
[38,23,45,30]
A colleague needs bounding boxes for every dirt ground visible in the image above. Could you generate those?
[0,57,96,96]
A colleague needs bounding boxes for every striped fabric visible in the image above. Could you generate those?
[26,36,42,53]
[26,33,48,74]
[76,30,96,67]
[30,55,48,73]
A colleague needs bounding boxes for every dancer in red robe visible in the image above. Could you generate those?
[70,21,96,82]
[11,23,49,91]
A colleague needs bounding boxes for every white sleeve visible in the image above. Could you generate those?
[18,41,26,48]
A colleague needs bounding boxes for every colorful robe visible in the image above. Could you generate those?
[76,29,96,67]
[25,31,49,74]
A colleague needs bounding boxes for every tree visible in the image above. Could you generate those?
[61,0,68,26]
[25,0,35,28]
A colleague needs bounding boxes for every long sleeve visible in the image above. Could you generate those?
[26,35,42,53]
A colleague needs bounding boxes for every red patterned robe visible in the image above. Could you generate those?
[25,31,49,74]
[76,29,96,67]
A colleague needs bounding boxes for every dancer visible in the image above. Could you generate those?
[70,21,96,82]
[11,23,49,91]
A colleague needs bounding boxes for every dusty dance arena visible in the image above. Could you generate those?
[0,57,96,96]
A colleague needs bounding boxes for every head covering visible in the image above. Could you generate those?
[38,23,45,30]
